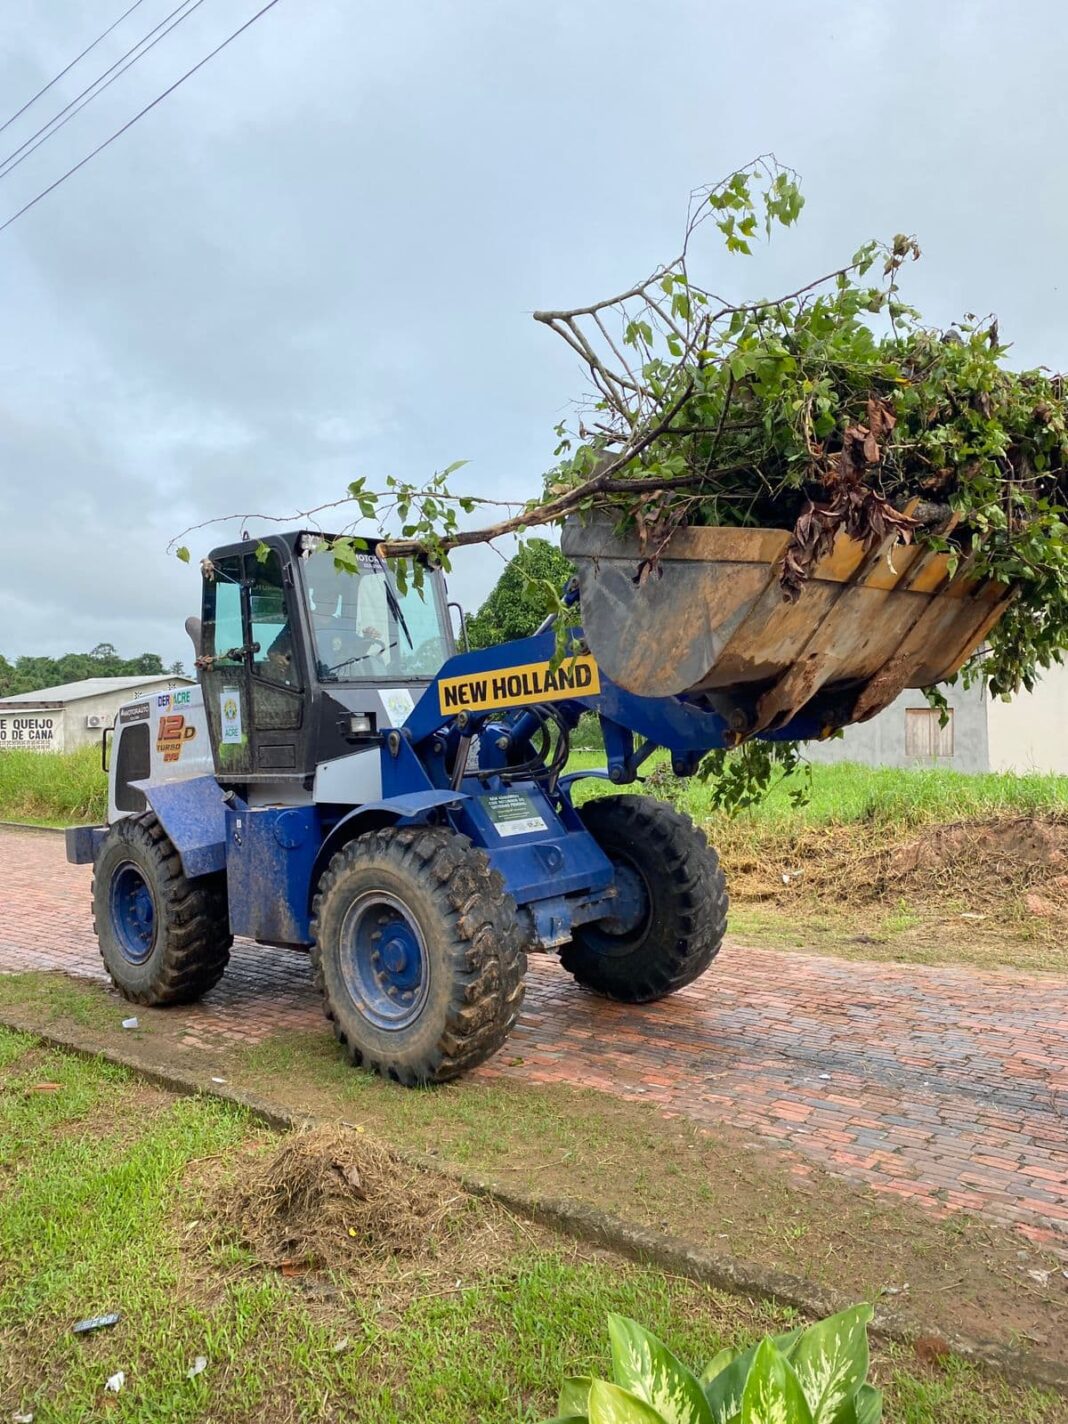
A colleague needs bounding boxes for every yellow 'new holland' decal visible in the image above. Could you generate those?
[438,655,600,715]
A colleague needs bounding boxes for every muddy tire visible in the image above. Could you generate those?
[561,794,727,1002]
[310,827,527,1085]
[92,813,232,1005]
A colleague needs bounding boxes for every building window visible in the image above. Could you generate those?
[905,707,954,759]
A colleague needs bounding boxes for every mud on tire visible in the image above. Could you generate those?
[561,794,727,1002]
[92,812,232,1005]
[310,826,527,1085]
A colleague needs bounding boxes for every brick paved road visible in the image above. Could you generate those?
[2,826,1067,1248]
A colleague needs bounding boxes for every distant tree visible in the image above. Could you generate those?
[0,647,177,696]
[463,539,573,649]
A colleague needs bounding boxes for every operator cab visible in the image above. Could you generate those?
[194,531,454,787]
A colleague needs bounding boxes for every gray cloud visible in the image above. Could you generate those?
[2,0,1067,666]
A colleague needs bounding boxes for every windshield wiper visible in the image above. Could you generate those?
[324,641,399,677]
[382,579,414,650]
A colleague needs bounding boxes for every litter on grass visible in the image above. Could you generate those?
[72,1313,121,1335]
[104,1372,124,1394]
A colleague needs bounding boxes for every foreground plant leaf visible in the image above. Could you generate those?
[588,1378,671,1424]
[740,1340,814,1424]
[703,1328,804,1423]
[789,1305,872,1424]
[607,1313,714,1424]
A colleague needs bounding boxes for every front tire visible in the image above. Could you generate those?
[92,813,232,1005]
[310,827,527,1085]
[561,794,727,1002]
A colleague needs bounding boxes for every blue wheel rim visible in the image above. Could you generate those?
[109,860,156,964]
[339,891,430,1031]
[597,859,651,951]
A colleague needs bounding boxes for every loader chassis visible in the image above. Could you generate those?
[69,530,741,1083]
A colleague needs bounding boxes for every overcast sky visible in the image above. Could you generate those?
[1,0,1066,668]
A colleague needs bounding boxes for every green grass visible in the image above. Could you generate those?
[0,745,106,826]
[1,1030,1062,1423]
[4,735,1065,837]
[568,752,1068,831]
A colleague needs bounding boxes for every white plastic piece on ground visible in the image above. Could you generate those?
[13,1411,34,1422]
[104,1372,125,1393]
[121,1018,138,1030]
[187,1356,208,1379]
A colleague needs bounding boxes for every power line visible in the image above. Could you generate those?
[0,0,149,139]
[0,0,284,238]
[0,0,205,182]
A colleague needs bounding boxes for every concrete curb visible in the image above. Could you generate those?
[0,821,66,835]
[2,1007,1066,1398]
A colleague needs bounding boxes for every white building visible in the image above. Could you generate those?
[0,676,194,754]
[805,662,1068,775]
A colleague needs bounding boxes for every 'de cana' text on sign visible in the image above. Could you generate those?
[0,714,62,752]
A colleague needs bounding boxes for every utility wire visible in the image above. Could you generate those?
[0,0,284,237]
[0,0,149,139]
[0,0,205,182]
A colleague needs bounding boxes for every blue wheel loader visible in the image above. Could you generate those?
[67,521,1009,1083]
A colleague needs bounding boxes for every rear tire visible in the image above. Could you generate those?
[561,794,727,1002]
[310,827,527,1085]
[92,813,232,1005]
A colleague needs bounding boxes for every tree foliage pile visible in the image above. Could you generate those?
[349,159,1066,700]
[527,160,1068,697]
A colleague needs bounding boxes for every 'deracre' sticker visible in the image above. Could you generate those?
[438,655,599,715]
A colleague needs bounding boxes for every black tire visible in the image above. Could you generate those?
[310,827,527,1085]
[92,812,232,1005]
[561,794,727,1002]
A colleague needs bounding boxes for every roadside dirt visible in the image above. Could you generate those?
[723,814,1068,971]
[2,978,1065,1370]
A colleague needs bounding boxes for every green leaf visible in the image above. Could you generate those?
[176,546,190,563]
[559,1378,593,1415]
[703,1329,803,1423]
[741,1340,814,1424]
[851,1383,883,1424]
[441,458,469,477]
[700,1350,738,1387]
[790,1306,872,1424]
[254,540,271,565]
[608,1315,714,1424]
[588,1379,670,1424]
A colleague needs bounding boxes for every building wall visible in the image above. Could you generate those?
[0,679,193,754]
[987,662,1068,775]
[803,679,990,773]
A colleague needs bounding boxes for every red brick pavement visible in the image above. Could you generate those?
[2,826,1067,1248]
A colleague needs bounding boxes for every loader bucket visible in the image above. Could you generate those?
[561,518,1014,737]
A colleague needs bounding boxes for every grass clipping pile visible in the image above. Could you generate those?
[722,812,1068,932]
[213,1126,481,1274]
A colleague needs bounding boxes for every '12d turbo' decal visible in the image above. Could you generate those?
[438,656,600,714]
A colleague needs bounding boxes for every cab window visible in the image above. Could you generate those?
[204,557,244,665]
[250,552,299,688]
